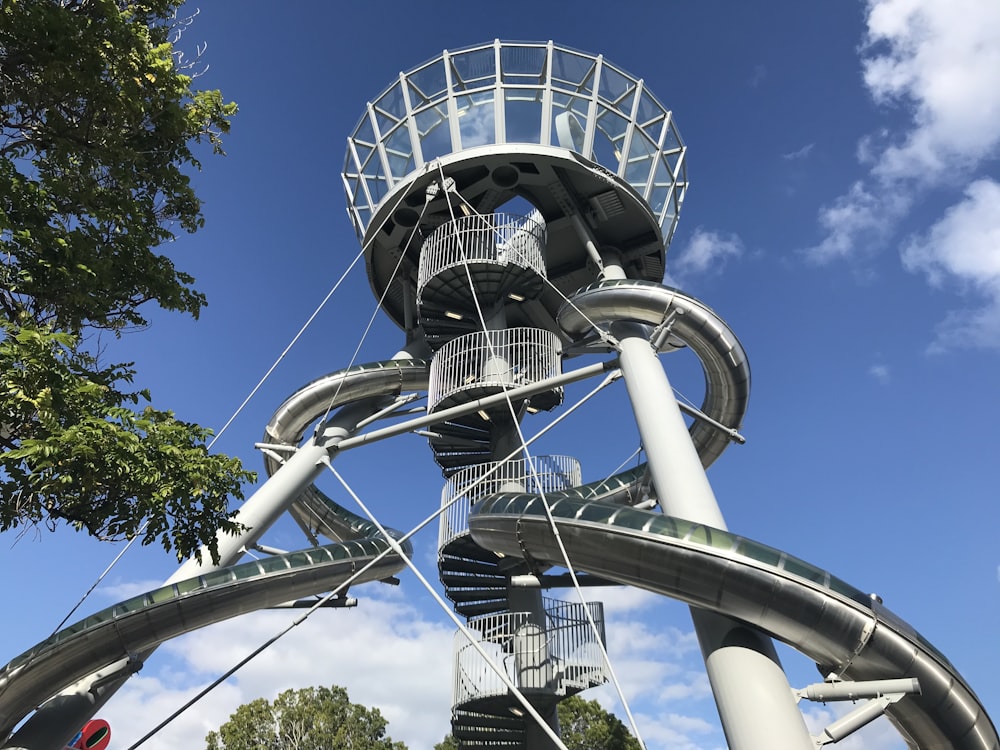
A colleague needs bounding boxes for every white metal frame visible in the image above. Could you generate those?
[343,40,687,244]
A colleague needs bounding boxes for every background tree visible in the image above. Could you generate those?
[205,685,408,750]
[0,0,250,560]
[434,734,459,750]
[557,695,642,750]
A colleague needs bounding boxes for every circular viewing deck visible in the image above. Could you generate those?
[342,41,688,333]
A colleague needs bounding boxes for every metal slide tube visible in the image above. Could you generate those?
[5,400,378,750]
[613,323,814,750]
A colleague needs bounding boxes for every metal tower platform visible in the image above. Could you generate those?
[1,40,995,750]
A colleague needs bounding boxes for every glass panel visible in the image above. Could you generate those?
[309,547,332,564]
[611,507,651,530]
[624,128,658,192]
[663,120,682,153]
[373,82,406,135]
[82,610,111,628]
[550,93,590,152]
[260,556,290,573]
[575,502,617,523]
[515,495,539,515]
[202,569,235,587]
[287,552,310,568]
[665,149,683,174]
[685,524,735,551]
[551,49,596,94]
[648,159,673,212]
[304,548,330,565]
[597,65,636,116]
[385,125,414,179]
[351,140,375,170]
[636,88,666,127]
[491,495,517,514]
[355,206,371,232]
[736,539,782,567]
[501,45,546,83]
[451,47,496,91]
[56,621,87,640]
[234,562,261,580]
[782,556,830,586]
[364,172,388,205]
[416,106,452,163]
[344,175,361,204]
[457,92,495,148]
[504,89,543,144]
[644,514,682,538]
[360,141,382,172]
[590,106,628,174]
[113,595,150,616]
[551,93,590,123]
[408,58,448,106]
[148,585,176,603]
[828,575,869,605]
[352,115,376,148]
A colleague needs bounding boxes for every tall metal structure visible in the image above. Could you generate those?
[1,41,996,750]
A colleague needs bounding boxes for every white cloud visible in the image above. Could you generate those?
[634,708,720,750]
[93,583,715,750]
[804,0,1000,349]
[869,363,891,384]
[863,0,1000,183]
[805,0,1000,249]
[808,182,910,262]
[901,178,1000,350]
[669,227,744,282]
[782,143,815,161]
[101,589,456,750]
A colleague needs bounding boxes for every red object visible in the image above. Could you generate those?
[68,720,110,750]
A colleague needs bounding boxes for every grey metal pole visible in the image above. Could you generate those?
[612,322,814,750]
[170,398,377,579]
[3,399,379,750]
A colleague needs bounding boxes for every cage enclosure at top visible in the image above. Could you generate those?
[341,40,688,339]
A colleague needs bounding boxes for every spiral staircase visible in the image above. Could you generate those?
[418,212,610,747]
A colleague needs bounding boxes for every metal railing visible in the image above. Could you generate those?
[417,212,546,300]
[439,456,582,549]
[452,600,607,706]
[428,327,561,410]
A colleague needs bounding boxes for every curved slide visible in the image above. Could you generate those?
[469,491,998,750]
[0,537,405,741]
[1,282,994,750]
[0,361,432,742]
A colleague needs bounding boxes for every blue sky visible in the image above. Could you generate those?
[2,1,999,748]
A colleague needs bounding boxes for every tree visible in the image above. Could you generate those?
[434,735,459,750]
[557,695,642,750]
[0,0,250,560]
[205,685,408,750]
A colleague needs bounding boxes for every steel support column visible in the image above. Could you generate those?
[613,322,813,750]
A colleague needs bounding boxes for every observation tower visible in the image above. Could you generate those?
[1,41,996,750]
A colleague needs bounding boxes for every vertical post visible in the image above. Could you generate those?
[508,582,559,750]
[613,321,814,750]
